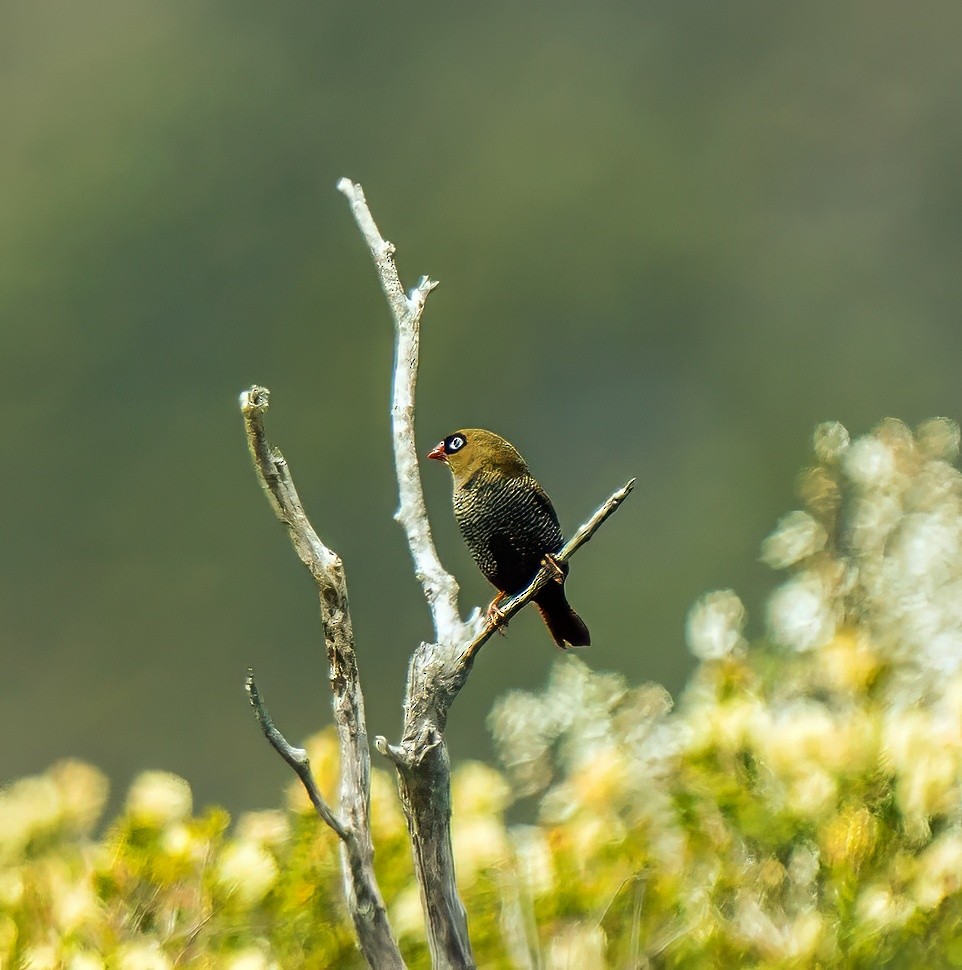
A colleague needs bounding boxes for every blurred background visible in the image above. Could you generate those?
[3,1,962,814]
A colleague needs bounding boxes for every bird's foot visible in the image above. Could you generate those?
[485,593,509,635]
[542,554,565,584]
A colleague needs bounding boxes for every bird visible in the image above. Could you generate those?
[427,428,590,649]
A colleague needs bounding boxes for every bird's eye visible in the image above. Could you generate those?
[446,434,466,453]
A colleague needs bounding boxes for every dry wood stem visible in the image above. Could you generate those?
[240,386,404,970]
[338,178,464,646]
[241,181,633,970]
[338,180,633,970]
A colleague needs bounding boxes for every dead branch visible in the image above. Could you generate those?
[339,181,633,970]
[241,181,633,970]
[338,178,464,647]
[240,386,404,970]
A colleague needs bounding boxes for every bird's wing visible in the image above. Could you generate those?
[526,477,562,533]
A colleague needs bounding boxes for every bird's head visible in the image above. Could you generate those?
[427,429,528,485]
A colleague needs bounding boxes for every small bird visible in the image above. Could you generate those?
[427,428,590,649]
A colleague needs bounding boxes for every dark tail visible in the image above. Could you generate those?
[533,581,590,649]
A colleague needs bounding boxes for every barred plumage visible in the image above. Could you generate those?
[453,470,563,593]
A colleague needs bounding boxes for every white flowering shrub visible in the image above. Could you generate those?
[5,417,962,966]
[488,416,962,966]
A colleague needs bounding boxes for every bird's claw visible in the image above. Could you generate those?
[485,594,509,635]
[542,554,565,584]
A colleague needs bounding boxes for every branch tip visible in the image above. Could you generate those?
[336,177,361,199]
[245,672,259,707]
[245,672,272,734]
[410,275,440,299]
[375,736,408,768]
[240,385,270,414]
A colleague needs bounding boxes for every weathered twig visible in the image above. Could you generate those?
[338,181,476,968]
[245,670,348,841]
[240,387,405,970]
[337,177,464,647]
[340,180,634,970]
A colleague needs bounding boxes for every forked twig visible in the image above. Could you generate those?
[240,386,405,970]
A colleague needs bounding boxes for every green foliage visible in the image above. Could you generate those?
[7,418,962,966]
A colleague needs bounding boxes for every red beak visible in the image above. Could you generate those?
[426,441,447,462]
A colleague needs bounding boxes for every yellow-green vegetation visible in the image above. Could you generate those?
[7,417,962,967]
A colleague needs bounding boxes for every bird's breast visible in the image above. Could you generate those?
[452,472,564,593]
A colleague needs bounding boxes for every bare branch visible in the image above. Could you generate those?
[338,180,635,970]
[239,176,632,970]
[337,178,464,645]
[245,670,349,842]
[240,387,405,970]
[338,179,476,967]
[240,386,340,576]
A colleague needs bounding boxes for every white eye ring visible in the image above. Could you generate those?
[449,436,464,451]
